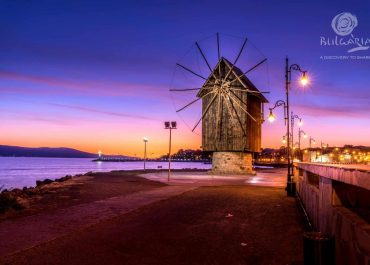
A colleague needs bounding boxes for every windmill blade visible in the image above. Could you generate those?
[223,38,248,82]
[218,95,224,141]
[214,93,222,143]
[229,98,247,136]
[195,42,218,81]
[222,93,245,136]
[229,90,247,108]
[176,89,214,112]
[192,93,218,132]
[195,42,213,73]
[230,58,267,84]
[217,33,221,80]
[170,88,201,92]
[228,91,257,122]
[230,88,270,94]
[176,63,207,80]
[217,33,221,62]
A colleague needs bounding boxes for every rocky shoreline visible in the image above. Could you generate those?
[0,173,87,214]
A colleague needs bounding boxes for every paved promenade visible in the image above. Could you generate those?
[0,185,196,257]
[0,169,304,265]
[141,168,287,187]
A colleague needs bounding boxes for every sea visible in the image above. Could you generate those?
[0,157,211,189]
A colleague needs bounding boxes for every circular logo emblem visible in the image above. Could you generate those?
[331,12,358,36]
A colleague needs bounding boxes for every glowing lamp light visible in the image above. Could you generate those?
[143,137,149,142]
[303,133,308,139]
[300,72,308,86]
[282,137,287,144]
[267,110,276,123]
[298,119,303,127]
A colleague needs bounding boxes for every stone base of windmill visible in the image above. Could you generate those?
[211,152,255,175]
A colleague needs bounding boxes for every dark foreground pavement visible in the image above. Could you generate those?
[2,185,304,265]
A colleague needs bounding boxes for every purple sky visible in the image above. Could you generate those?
[0,0,369,156]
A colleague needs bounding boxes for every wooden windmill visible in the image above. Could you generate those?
[171,34,269,174]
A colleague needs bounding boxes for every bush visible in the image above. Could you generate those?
[0,189,23,213]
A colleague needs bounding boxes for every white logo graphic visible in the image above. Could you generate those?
[320,12,370,54]
[331,12,358,36]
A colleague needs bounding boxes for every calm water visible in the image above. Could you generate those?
[0,157,211,189]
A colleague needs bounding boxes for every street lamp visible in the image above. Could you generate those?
[298,128,307,160]
[284,57,308,196]
[164,121,177,181]
[300,72,309,86]
[309,137,316,149]
[268,57,309,196]
[291,112,303,160]
[298,128,307,149]
[143,137,149,171]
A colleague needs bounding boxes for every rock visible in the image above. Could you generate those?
[11,188,22,196]
[36,178,54,187]
[24,188,37,196]
[43,179,53,184]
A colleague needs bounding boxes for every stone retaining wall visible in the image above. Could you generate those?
[212,152,254,175]
[294,163,370,265]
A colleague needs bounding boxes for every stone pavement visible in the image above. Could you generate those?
[140,168,287,187]
[0,168,288,260]
[0,185,196,257]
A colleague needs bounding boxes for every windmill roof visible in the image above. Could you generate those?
[199,57,269,103]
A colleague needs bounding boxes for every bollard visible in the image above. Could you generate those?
[287,181,296,197]
[303,232,335,265]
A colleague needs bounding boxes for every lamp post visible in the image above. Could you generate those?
[319,142,329,163]
[298,128,307,160]
[164,121,177,181]
[291,112,303,160]
[143,137,148,171]
[269,57,308,196]
[309,137,315,162]
[268,99,290,171]
[298,128,307,150]
[309,137,316,149]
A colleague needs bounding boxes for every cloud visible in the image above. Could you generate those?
[0,110,76,126]
[293,101,370,118]
[0,69,170,99]
[50,103,157,121]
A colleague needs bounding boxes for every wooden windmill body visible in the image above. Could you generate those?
[172,34,269,175]
[198,58,268,174]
